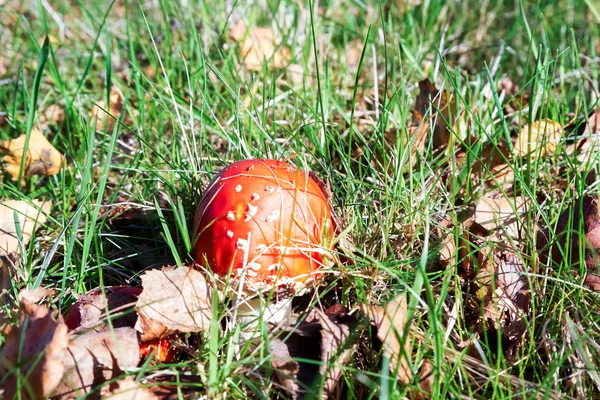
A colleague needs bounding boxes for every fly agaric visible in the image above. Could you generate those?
[193,158,335,335]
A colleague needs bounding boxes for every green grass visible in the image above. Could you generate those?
[1,0,600,398]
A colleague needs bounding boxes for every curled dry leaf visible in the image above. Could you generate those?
[0,199,51,256]
[53,327,141,398]
[474,194,528,238]
[0,128,63,181]
[229,20,291,72]
[0,290,69,399]
[360,293,412,384]
[271,305,356,399]
[90,88,124,131]
[135,265,212,341]
[514,119,562,158]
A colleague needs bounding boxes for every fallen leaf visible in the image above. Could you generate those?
[346,39,363,68]
[135,266,212,341]
[474,194,528,238]
[309,307,354,398]
[271,305,356,399]
[385,116,430,169]
[90,88,124,131]
[584,274,600,291]
[497,75,529,109]
[0,56,7,77]
[0,128,64,181]
[229,20,291,72]
[466,243,530,361]
[361,293,412,383]
[537,195,600,286]
[40,104,65,127]
[101,377,159,400]
[64,286,142,332]
[270,338,302,397]
[18,287,56,304]
[412,359,435,400]
[458,141,514,189]
[0,289,69,399]
[414,79,457,151]
[575,110,600,164]
[53,327,140,397]
[286,63,304,87]
[0,199,51,256]
[514,119,562,158]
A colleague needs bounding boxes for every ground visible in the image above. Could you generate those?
[1,0,600,398]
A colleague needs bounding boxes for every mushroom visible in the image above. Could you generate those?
[192,158,335,337]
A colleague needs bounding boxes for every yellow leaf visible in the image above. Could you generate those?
[0,199,51,256]
[229,20,291,72]
[514,119,562,157]
[0,128,64,181]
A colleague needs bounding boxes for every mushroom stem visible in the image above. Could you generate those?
[231,295,292,340]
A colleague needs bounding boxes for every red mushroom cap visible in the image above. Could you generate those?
[192,158,334,293]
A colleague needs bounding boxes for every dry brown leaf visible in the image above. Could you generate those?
[361,293,412,383]
[0,257,13,307]
[270,338,302,397]
[41,104,65,127]
[53,327,140,397]
[0,290,69,399]
[474,194,528,238]
[101,377,159,400]
[19,287,56,304]
[229,20,291,72]
[286,63,304,87]
[537,195,600,286]
[390,116,430,166]
[478,249,530,359]
[64,286,142,332]
[414,79,457,151]
[0,56,7,77]
[497,76,529,110]
[459,142,515,188]
[346,39,363,68]
[308,307,354,398]
[412,359,435,400]
[464,239,530,361]
[135,266,212,341]
[514,119,562,158]
[575,111,600,164]
[90,88,124,131]
[584,274,600,291]
[0,128,63,181]
[0,199,51,256]
[271,305,356,399]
